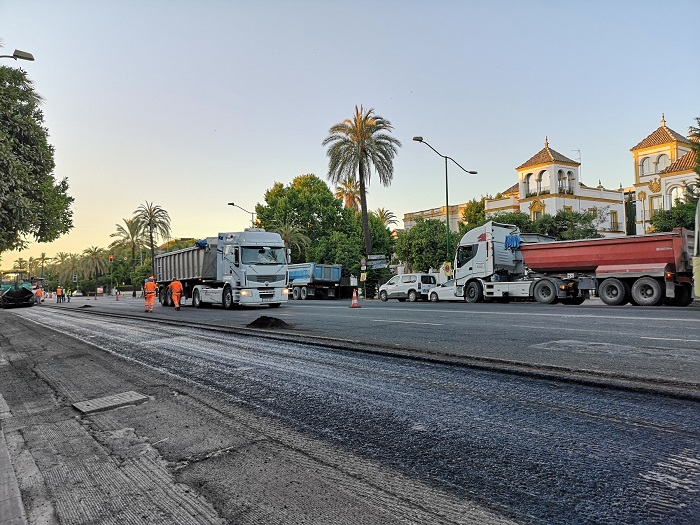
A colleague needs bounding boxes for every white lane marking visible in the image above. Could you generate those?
[371,319,443,326]
[641,337,700,343]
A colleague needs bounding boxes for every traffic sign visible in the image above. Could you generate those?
[367,254,385,260]
[360,258,366,266]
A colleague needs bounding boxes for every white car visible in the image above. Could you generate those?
[72,290,84,297]
[428,279,463,302]
[378,273,437,302]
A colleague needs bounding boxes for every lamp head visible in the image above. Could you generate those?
[13,49,34,61]
[227,202,234,206]
[412,136,423,142]
[467,171,478,175]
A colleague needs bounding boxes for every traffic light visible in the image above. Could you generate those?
[109,255,114,262]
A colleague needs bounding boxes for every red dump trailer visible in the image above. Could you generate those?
[453,222,695,306]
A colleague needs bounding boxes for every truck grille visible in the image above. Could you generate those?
[248,274,284,283]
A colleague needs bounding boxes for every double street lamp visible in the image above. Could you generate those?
[413,137,477,261]
[227,202,256,228]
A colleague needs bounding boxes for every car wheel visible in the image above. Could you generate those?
[407,290,417,302]
[429,292,439,302]
[379,290,388,302]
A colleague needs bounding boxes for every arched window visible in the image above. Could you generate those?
[537,170,546,194]
[640,157,651,176]
[567,171,575,192]
[669,186,684,206]
[524,173,532,195]
[557,170,565,193]
[656,154,670,173]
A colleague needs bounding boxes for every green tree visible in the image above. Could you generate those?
[0,63,74,253]
[460,197,487,231]
[487,212,536,232]
[374,207,398,227]
[267,220,311,263]
[323,105,401,256]
[650,202,696,231]
[81,246,108,280]
[534,210,602,240]
[395,218,459,272]
[134,202,171,276]
[334,177,363,209]
[109,218,146,269]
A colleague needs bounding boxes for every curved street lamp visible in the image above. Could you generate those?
[413,137,477,261]
[0,49,35,61]
[227,202,256,228]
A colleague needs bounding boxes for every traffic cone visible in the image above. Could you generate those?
[115,293,119,301]
[350,288,360,308]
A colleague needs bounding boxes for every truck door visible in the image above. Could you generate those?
[456,244,478,274]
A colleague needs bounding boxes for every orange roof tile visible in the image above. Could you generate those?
[517,138,578,170]
[631,115,692,150]
[501,182,519,195]
[660,149,698,174]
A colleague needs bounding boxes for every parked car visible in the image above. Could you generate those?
[428,279,462,302]
[72,290,84,297]
[378,273,437,302]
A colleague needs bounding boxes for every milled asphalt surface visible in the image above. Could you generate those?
[1,295,699,524]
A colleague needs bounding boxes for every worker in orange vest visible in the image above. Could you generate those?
[144,276,158,313]
[35,287,43,305]
[168,277,184,311]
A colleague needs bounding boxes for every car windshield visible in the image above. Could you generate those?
[241,246,285,265]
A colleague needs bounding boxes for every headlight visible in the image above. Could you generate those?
[240,289,252,297]
[282,288,290,295]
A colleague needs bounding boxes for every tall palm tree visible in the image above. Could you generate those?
[110,217,146,268]
[36,252,52,279]
[12,258,28,277]
[81,246,108,280]
[323,105,401,255]
[334,177,363,209]
[374,207,398,227]
[268,220,310,258]
[134,202,171,276]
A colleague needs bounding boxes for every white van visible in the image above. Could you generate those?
[378,273,437,302]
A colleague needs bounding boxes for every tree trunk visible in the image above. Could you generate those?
[358,165,372,256]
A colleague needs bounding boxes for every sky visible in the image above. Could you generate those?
[2,0,699,265]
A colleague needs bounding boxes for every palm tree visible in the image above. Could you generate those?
[134,202,171,276]
[323,105,401,255]
[81,246,108,280]
[374,207,398,227]
[36,252,52,279]
[334,177,363,209]
[13,258,28,277]
[110,218,146,268]
[268,220,310,258]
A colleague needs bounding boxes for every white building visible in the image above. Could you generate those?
[631,115,696,234]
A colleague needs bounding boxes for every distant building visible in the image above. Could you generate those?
[630,115,696,234]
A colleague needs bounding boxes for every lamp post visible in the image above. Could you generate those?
[227,202,256,227]
[413,137,477,261]
[0,49,35,61]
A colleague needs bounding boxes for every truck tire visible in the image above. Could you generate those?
[533,279,558,304]
[598,278,629,306]
[193,289,203,308]
[292,287,300,300]
[407,290,418,302]
[223,287,234,309]
[300,286,308,300]
[631,277,664,306]
[379,290,388,302]
[465,281,483,303]
[665,284,693,307]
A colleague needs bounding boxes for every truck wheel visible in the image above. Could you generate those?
[666,284,692,307]
[533,280,558,304]
[407,290,418,302]
[300,286,308,300]
[223,287,234,309]
[379,290,388,302]
[292,287,299,300]
[631,277,663,306]
[465,281,483,303]
[193,289,203,308]
[598,278,629,306]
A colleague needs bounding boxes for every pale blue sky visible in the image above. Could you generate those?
[3,0,699,262]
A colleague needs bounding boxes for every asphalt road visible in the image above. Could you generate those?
[4,305,700,524]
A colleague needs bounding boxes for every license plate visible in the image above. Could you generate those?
[261,298,273,302]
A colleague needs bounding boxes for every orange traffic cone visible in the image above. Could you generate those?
[350,288,361,308]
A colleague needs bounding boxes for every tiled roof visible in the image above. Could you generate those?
[660,149,698,174]
[517,138,578,170]
[631,115,692,150]
[501,182,519,195]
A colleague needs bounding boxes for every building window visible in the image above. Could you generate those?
[535,173,542,194]
[531,210,543,221]
[649,195,662,218]
[656,154,670,173]
[557,170,565,193]
[610,210,619,231]
[669,186,684,207]
[640,157,651,176]
[524,173,532,195]
[567,171,575,193]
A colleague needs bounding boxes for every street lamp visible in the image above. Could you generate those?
[413,136,477,261]
[227,202,256,228]
[0,49,35,61]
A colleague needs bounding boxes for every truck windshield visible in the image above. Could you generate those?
[241,247,286,265]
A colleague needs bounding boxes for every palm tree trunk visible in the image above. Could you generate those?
[358,165,372,256]
[149,228,155,276]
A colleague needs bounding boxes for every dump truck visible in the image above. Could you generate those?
[288,262,343,299]
[453,221,695,307]
[154,229,290,309]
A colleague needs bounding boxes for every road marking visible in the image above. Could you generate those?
[641,337,700,343]
[371,319,443,326]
